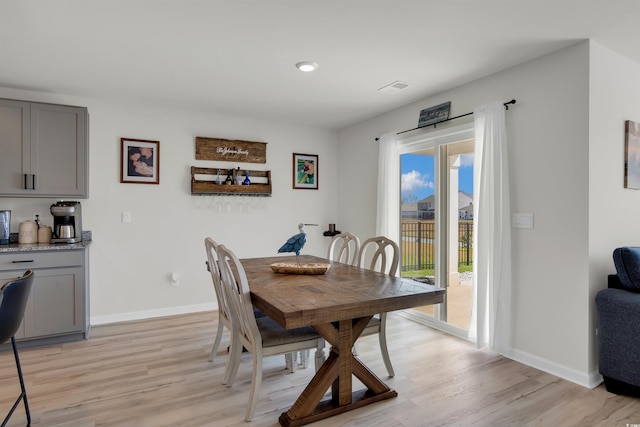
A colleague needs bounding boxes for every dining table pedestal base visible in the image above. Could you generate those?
[278,318,398,427]
[279,388,397,427]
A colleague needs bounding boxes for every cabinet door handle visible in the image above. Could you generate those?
[11,260,34,263]
[22,174,36,190]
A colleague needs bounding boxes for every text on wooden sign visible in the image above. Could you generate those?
[195,137,267,163]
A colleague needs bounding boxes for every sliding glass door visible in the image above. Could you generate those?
[400,135,475,338]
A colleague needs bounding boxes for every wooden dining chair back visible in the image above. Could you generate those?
[0,269,34,427]
[204,237,241,385]
[357,236,399,276]
[216,244,326,421]
[356,236,400,377]
[327,232,361,266]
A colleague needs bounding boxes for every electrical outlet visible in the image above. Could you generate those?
[121,211,132,223]
[170,272,180,287]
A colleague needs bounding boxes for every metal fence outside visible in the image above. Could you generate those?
[401,220,473,272]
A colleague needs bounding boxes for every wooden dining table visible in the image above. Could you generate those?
[241,254,445,426]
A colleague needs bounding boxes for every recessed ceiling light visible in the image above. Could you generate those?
[295,61,319,72]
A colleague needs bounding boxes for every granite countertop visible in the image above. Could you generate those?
[0,231,92,253]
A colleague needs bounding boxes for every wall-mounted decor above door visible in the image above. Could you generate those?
[418,101,451,128]
[195,137,267,163]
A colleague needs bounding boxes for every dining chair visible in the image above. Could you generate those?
[356,236,399,377]
[0,269,34,427]
[216,244,326,421]
[204,237,241,385]
[205,238,304,379]
[327,232,361,266]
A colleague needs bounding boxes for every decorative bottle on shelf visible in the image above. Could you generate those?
[236,167,242,185]
[243,171,251,185]
[224,169,234,185]
[215,169,222,185]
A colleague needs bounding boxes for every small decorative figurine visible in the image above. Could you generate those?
[278,223,318,266]
[243,171,251,185]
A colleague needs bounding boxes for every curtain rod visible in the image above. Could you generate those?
[375,99,516,141]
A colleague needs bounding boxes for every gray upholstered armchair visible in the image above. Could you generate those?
[595,247,640,396]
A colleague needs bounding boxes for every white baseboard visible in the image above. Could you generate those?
[502,347,603,389]
[397,310,603,389]
[90,302,217,326]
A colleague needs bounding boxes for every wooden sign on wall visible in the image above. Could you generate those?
[195,137,267,163]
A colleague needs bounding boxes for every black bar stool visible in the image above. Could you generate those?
[0,269,34,427]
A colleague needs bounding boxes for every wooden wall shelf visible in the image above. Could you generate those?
[191,167,272,196]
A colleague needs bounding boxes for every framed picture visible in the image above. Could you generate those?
[625,120,640,189]
[293,153,318,190]
[120,138,160,184]
[418,101,451,128]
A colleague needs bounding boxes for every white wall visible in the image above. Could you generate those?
[338,42,595,386]
[588,41,640,374]
[0,88,338,323]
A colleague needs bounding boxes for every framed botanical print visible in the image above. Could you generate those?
[293,153,318,190]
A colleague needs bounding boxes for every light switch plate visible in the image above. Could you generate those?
[512,213,533,229]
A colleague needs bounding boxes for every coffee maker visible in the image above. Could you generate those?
[50,201,83,243]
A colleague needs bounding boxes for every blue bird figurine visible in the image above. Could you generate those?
[278,223,317,265]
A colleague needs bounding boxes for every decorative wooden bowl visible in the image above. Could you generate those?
[270,262,331,275]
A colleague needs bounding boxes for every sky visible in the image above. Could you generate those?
[401,153,474,202]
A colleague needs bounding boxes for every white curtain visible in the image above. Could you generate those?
[470,101,512,353]
[376,132,400,243]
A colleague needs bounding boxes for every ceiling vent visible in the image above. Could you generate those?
[378,80,412,94]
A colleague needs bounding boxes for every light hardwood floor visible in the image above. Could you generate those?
[0,311,638,427]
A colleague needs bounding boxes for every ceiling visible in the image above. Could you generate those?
[2,1,640,130]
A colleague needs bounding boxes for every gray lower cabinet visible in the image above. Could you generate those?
[0,250,89,346]
[0,98,89,198]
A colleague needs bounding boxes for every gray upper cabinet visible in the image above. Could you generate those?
[0,99,30,196]
[0,98,88,198]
